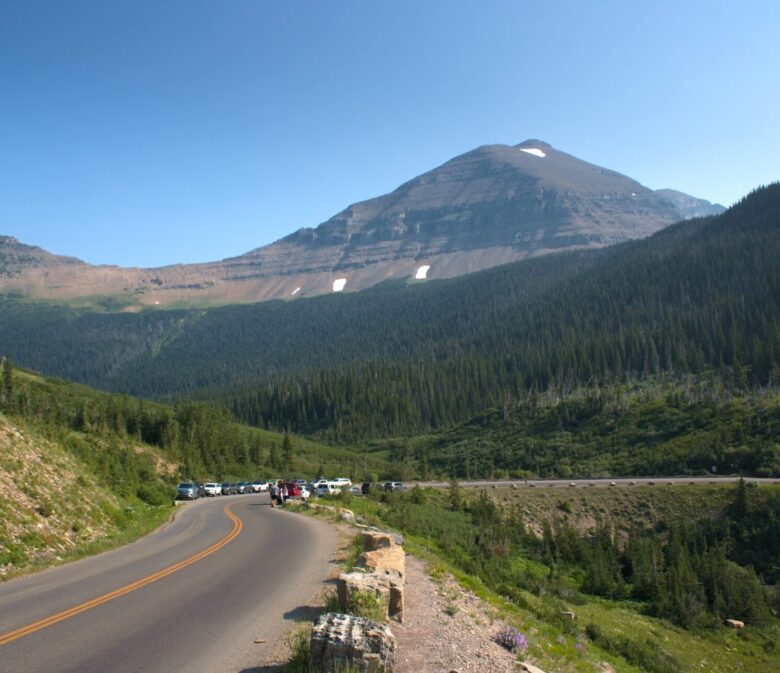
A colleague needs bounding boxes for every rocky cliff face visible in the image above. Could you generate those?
[0,141,724,307]
[655,188,726,219]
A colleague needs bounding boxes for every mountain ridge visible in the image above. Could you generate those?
[1,140,724,306]
[0,184,774,436]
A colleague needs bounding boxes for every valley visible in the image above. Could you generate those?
[1,168,777,673]
[2,5,778,672]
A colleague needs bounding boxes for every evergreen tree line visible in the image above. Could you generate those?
[0,364,299,498]
[220,186,780,441]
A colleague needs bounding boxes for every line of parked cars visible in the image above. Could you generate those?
[176,476,404,502]
[176,480,270,500]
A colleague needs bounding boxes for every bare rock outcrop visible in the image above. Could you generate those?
[310,612,396,673]
[336,529,407,622]
[357,531,406,580]
[361,531,397,551]
[338,569,405,622]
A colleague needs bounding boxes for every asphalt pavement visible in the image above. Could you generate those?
[0,494,337,673]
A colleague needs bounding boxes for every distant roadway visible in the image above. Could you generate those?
[414,476,780,489]
[0,494,337,673]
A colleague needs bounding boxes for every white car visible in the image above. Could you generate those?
[251,480,269,492]
[203,482,222,497]
[310,479,329,494]
[332,477,352,488]
[316,482,342,496]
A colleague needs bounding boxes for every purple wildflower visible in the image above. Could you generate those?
[493,625,528,653]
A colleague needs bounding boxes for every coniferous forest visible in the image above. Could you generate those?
[1,185,778,457]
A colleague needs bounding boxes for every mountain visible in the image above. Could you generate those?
[0,184,776,443]
[655,188,726,218]
[0,140,723,306]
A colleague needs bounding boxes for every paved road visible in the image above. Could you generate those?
[0,494,337,673]
[413,476,780,489]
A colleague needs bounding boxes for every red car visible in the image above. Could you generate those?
[281,481,310,501]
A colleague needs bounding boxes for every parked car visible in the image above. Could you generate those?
[176,482,200,500]
[220,482,232,495]
[333,477,352,488]
[309,479,329,494]
[316,482,342,497]
[281,481,310,501]
[204,482,222,496]
[236,481,252,494]
[250,480,268,493]
[384,481,404,492]
[348,485,362,494]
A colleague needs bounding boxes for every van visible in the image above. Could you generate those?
[316,482,342,496]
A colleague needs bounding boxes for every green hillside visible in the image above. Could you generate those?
[1,367,177,578]
[1,185,778,447]
[0,363,387,577]
[328,482,780,673]
[386,377,780,480]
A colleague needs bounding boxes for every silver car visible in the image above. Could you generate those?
[176,482,199,500]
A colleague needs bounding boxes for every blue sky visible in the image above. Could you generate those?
[1,1,778,267]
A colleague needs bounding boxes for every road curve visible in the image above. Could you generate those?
[0,494,338,673]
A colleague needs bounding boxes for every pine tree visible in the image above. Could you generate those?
[269,441,281,471]
[1,355,13,410]
[281,433,293,472]
[448,479,462,511]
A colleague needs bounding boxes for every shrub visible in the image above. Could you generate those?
[585,622,679,673]
[285,628,311,673]
[492,625,528,653]
[137,482,175,506]
[346,590,388,622]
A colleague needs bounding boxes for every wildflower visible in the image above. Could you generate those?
[493,625,528,653]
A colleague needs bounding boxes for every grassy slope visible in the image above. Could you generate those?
[490,484,733,538]
[0,413,173,579]
[316,486,780,673]
[401,378,780,479]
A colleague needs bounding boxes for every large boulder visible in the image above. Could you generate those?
[361,530,404,549]
[338,570,404,622]
[358,546,406,579]
[310,612,396,673]
[361,531,396,551]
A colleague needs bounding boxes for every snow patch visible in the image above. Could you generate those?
[415,265,431,280]
[520,147,546,158]
[332,278,347,292]
[291,287,301,296]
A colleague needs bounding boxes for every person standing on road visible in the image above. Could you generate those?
[270,481,279,508]
[279,482,288,506]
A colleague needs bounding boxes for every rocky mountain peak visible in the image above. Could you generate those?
[0,141,726,306]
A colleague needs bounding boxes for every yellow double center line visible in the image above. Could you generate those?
[0,504,243,646]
